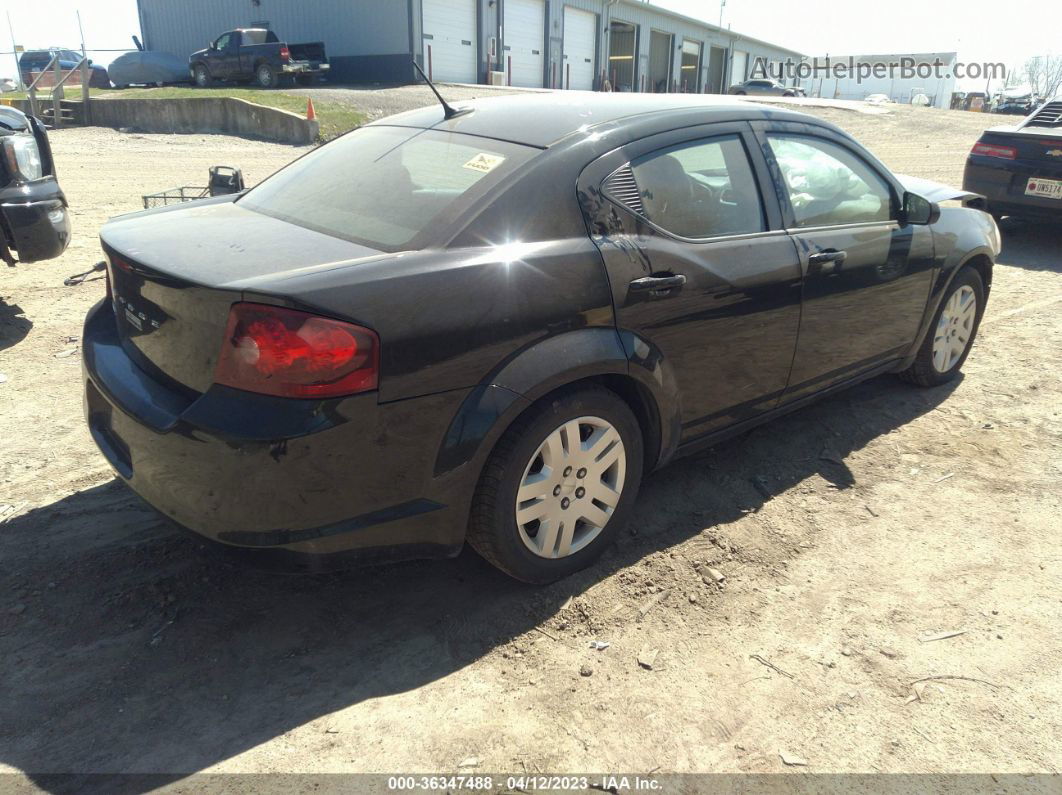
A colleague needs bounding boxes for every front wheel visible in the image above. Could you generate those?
[898,266,985,387]
[192,64,211,87]
[468,386,644,584]
[256,63,279,88]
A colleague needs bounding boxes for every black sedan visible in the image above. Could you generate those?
[83,94,999,583]
[964,97,1062,221]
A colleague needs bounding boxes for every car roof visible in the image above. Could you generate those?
[369,92,828,148]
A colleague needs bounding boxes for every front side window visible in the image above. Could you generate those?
[215,34,232,50]
[767,134,893,227]
[240,126,536,250]
[627,135,765,239]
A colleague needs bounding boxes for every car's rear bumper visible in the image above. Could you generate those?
[281,62,329,74]
[82,299,474,570]
[963,158,1062,220]
[0,176,71,262]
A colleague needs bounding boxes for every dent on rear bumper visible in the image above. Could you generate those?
[82,300,474,562]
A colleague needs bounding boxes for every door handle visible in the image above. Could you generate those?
[629,273,687,293]
[808,249,847,273]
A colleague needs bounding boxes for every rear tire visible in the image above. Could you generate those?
[897,266,985,387]
[256,63,279,89]
[468,386,644,584]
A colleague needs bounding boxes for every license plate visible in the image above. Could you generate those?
[1025,177,1062,199]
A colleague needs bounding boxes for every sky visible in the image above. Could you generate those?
[1,0,1057,89]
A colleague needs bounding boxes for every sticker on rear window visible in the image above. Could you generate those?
[463,153,506,173]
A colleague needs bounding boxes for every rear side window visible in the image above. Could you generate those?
[627,135,765,239]
[767,134,893,227]
[240,126,536,250]
[242,30,277,45]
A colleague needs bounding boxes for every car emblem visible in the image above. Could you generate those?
[124,306,144,331]
[1047,149,1062,157]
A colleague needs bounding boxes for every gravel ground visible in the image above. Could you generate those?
[1,99,1061,783]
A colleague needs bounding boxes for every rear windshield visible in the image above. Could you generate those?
[242,29,279,45]
[240,126,537,250]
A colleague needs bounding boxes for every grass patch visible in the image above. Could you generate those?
[4,86,365,141]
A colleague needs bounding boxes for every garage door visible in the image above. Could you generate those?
[730,50,748,86]
[504,0,545,87]
[563,7,596,90]
[423,0,477,83]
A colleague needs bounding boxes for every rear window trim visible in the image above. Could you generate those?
[238,125,542,253]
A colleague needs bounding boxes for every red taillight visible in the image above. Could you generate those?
[971,142,1016,160]
[214,303,379,399]
[279,45,290,63]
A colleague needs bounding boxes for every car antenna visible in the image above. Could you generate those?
[411,59,472,120]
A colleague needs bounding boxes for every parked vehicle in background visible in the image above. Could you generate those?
[993,91,1035,115]
[82,94,998,584]
[0,106,70,265]
[109,50,192,88]
[19,48,110,88]
[964,97,1062,221]
[189,29,329,89]
[865,93,893,105]
[727,79,805,97]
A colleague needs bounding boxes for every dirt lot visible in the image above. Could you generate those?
[1,101,1061,783]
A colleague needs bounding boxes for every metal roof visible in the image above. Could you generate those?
[616,0,805,57]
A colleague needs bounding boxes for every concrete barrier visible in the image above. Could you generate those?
[80,96,319,145]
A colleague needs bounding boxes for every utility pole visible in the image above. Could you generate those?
[7,11,21,90]
[718,0,726,29]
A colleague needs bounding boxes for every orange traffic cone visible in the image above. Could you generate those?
[306,98,316,121]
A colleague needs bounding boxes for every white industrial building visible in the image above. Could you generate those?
[802,52,958,109]
[136,0,802,92]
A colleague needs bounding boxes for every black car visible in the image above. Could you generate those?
[964,97,1062,221]
[83,94,999,583]
[0,106,70,265]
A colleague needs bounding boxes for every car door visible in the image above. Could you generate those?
[751,122,936,401]
[578,122,803,442]
[207,32,234,79]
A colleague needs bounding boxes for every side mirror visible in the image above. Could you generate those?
[208,41,216,50]
[903,191,940,225]
[87,59,93,65]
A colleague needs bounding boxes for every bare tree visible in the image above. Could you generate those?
[1023,55,1062,99]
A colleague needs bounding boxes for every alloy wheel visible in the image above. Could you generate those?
[258,66,273,87]
[932,285,977,373]
[515,416,626,559]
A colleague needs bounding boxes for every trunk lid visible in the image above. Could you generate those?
[101,198,384,394]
